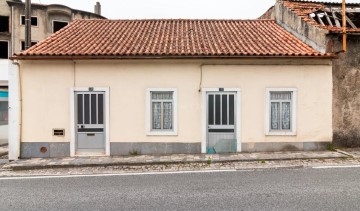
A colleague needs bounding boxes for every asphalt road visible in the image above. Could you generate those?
[1,167,360,210]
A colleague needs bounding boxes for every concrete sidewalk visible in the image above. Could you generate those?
[3,150,350,171]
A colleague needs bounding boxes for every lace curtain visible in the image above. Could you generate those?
[152,102,161,129]
[163,102,173,129]
[270,92,291,130]
[152,92,173,130]
[152,92,173,100]
[270,92,291,100]
[282,102,291,130]
[271,102,280,130]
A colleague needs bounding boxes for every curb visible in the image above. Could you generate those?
[3,154,351,171]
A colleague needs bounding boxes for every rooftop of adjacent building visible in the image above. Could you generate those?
[5,0,106,19]
[273,0,360,33]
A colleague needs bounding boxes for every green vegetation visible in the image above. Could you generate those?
[129,149,139,156]
[207,157,212,165]
[326,143,336,151]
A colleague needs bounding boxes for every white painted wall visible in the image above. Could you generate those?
[0,60,9,85]
[0,126,7,140]
[8,61,19,160]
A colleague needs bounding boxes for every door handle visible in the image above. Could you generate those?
[87,133,95,136]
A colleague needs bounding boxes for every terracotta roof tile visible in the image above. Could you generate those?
[16,19,330,59]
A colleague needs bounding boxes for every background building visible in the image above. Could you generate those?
[0,0,105,145]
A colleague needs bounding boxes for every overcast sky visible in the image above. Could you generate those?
[32,0,360,19]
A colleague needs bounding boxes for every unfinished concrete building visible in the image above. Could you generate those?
[0,0,105,144]
[261,0,360,147]
[0,0,105,57]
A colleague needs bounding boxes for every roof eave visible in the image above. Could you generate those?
[11,55,336,60]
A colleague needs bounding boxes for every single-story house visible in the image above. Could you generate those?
[11,19,334,159]
[260,0,360,147]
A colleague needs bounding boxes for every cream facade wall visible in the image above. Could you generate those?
[19,59,332,149]
[203,64,332,143]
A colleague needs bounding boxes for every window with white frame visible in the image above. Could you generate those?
[147,89,177,135]
[266,88,297,135]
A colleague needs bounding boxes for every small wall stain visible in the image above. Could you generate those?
[40,147,48,154]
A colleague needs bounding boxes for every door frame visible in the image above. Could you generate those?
[70,87,110,157]
[201,88,241,153]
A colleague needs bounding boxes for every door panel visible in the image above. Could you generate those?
[77,133,105,149]
[75,92,105,153]
[207,92,236,154]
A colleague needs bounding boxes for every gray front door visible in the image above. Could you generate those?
[75,92,105,154]
[207,92,237,154]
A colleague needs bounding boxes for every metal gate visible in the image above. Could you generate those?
[75,92,105,154]
[207,92,236,154]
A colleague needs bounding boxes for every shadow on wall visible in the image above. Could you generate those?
[333,130,360,148]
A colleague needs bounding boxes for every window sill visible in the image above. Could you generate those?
[266,131,296,136]
[147,131,178,136]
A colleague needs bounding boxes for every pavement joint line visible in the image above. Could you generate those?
[313,165,360,169]
[0,169,239,180]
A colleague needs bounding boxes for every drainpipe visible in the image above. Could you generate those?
[18,62,22,158]
[25,0,31,50]
[11,6,14,55]
[342,0,347,53]
[198,64,203,92]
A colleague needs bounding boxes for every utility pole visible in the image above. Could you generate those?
[25,0,31,50]
[342,0,347,52]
